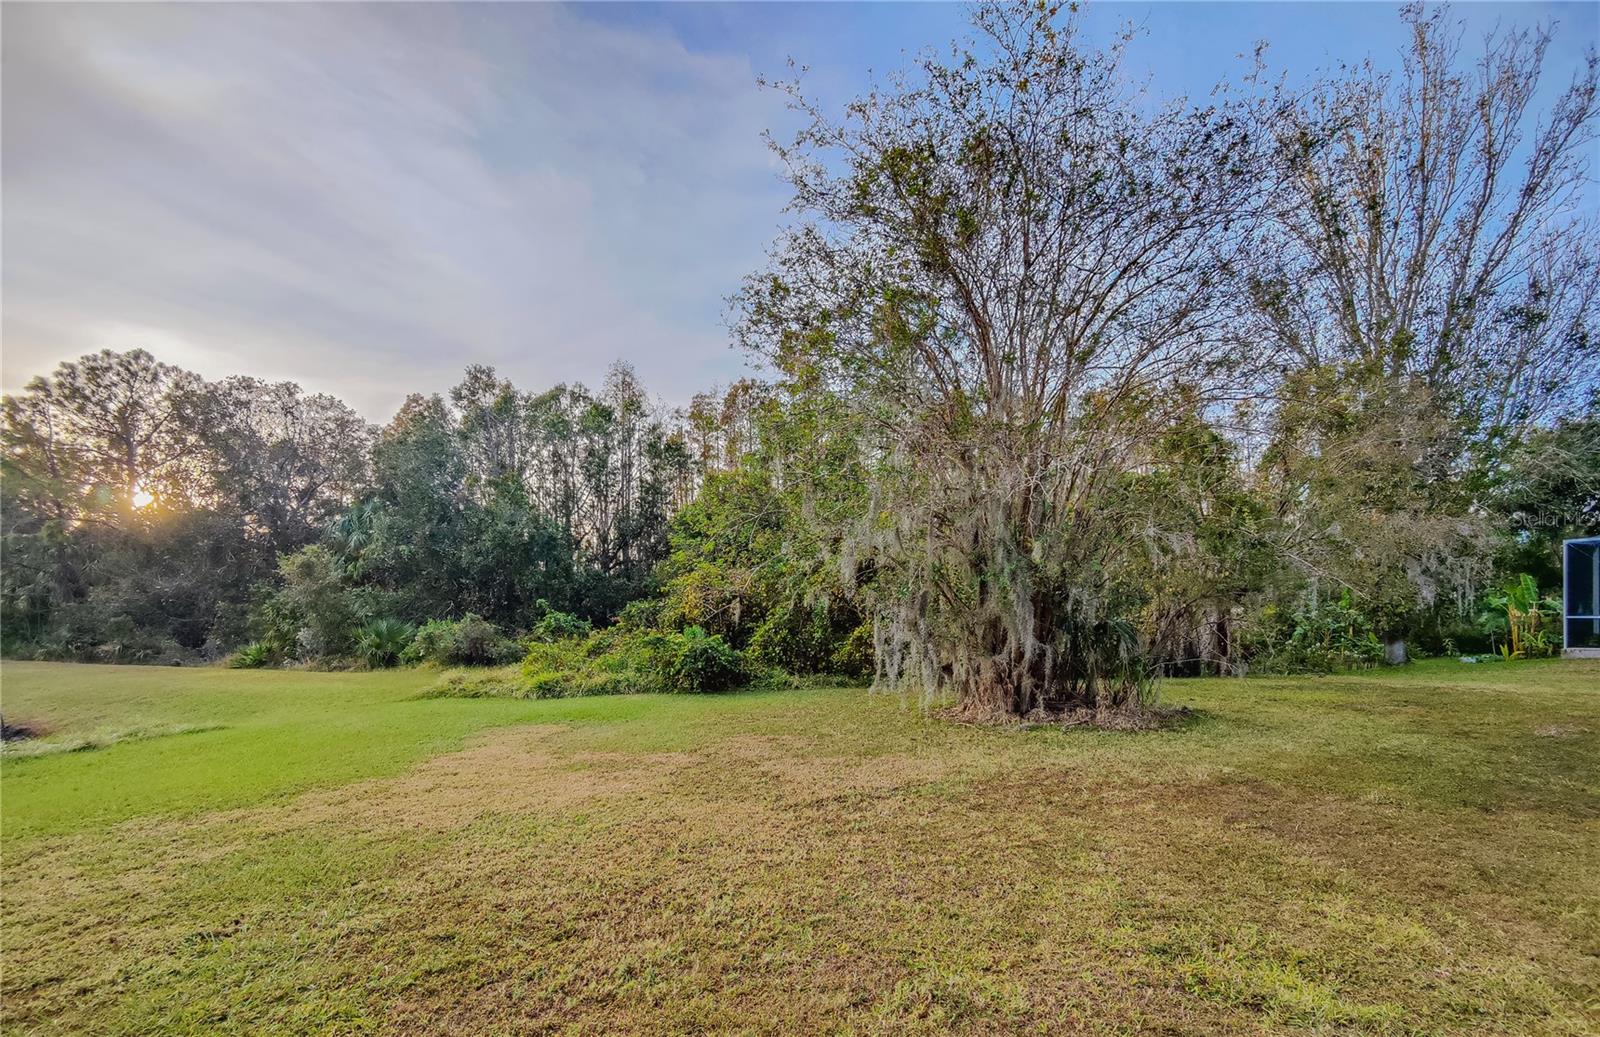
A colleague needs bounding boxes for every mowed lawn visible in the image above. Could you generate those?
[1,660,1597,1035]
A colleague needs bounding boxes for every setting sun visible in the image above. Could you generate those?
[130,485,155,510]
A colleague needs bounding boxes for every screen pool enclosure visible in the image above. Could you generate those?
[1565,536,1600,659]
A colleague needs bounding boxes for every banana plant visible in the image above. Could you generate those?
[1483,574,1562,659]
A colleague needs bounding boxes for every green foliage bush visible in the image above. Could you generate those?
[656,466,871,680]
[272,546,358,661]
[78,611,187,665]
[227,642,274,669]
[5,598,189,665]
[1255,593,1385,673]
[830,622,875,679]
[402,614,521,667]
[498,625,752,700]
[518,630,647,698]
[1480,573,1562,659]
[529,607,592,643]
[615,597,662,632]
[747,602,833,673]
[657,626,745,692]
[451,614,520,665]
[353,618,415,668]
[404,620,455,665]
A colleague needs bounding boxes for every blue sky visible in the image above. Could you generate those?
[3,2,1595,419]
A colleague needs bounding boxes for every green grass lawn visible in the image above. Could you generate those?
[2,658,1597,1034]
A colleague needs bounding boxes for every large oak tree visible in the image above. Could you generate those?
[738,1,1265,717]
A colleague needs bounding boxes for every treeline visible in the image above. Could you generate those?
[0,353,709,661]
[3,2,1598,716]
[4,332,1591,684]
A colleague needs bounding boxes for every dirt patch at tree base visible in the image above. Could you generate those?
[939,702,1196,732]
[1048,703,1195,731]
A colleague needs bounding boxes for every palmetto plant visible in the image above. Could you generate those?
[1483,574,1561,659]
[354,618,415,669]
[228,642,273,669]
[328,499,381,579]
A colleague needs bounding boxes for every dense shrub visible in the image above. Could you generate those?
[747,602,832,673]
[518,630,649,698]
[405,620,454,664]
[354,618,415,668]
[1255,593,1385,673]
[529,607,591,643]
[5,598,190,665]
[657,626,745,692]
[274,546,359,660]
[499,625,753,700]
[403,614,521,666]
[30,608,187,665]
[227,642,274,669]
[830,623,875,679]
[454,614,522,664]
[615,597,663,632]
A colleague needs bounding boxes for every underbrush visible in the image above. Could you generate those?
[420,666,530,699]
[423,624,856,700]
[427,625,745,699]
[1243,594,1387,675]
[227,612,522,671]
[4,610,192,666]
[403,614,521,667]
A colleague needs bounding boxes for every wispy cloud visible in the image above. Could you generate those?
[3,3,789,416]
[6,3,1591,418]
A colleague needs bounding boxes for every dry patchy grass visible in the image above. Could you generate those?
[2,659,1597,1034]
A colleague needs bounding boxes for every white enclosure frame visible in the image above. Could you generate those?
[1564,536,1600,659]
